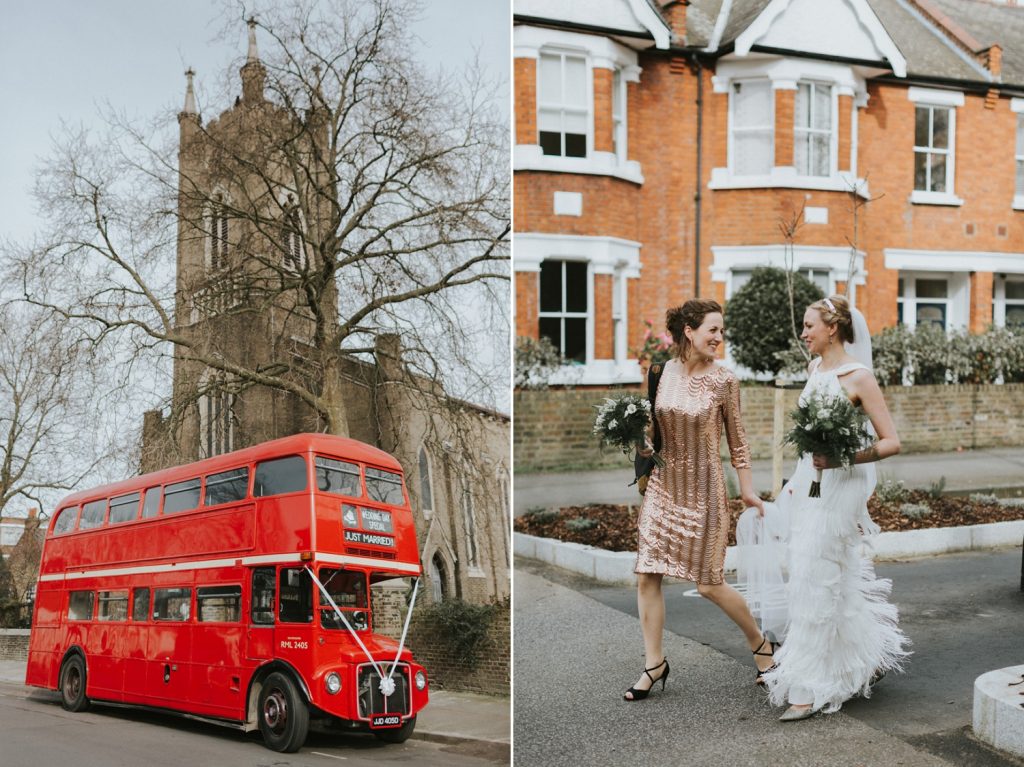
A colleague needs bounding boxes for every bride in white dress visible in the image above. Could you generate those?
[762,295,911,721]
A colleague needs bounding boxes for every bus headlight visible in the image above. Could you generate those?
[325,672,342,695]
[414,671,427,690]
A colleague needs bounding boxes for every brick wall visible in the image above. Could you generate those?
[405,607,509,696]
[373,586,510,696]
[515,383,1024,473]
[0,630,29,661]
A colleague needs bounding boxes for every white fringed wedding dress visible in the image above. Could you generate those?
[761,358,910,713]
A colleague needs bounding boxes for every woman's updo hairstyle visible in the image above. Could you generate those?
[666,298,723,360]
[809,294,855,344]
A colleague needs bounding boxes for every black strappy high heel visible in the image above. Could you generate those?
[623,658,669,701]
[753,634,780,686]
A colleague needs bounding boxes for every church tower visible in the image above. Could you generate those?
[147,19,329,467]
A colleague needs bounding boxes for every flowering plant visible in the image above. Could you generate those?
[783,390,870,497]
[593,394,665,468]
[634,320,673,368]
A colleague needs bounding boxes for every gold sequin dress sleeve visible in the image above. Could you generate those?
[634,362,752,585]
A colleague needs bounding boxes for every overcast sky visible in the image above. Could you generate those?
[0,0,510,244]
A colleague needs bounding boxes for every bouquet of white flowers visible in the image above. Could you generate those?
[593,394,665,468]
[783,390,870,497]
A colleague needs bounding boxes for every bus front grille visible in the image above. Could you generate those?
[356,663,411,718]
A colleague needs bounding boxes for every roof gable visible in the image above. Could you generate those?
[733,0,907,75]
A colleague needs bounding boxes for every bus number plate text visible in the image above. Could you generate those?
[370,713,402,729]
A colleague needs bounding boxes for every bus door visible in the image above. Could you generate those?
[273,567,314,668]
[191,584,245,718]
[123,587,150,703]
[146,586,193,706]
[246,567,276,660]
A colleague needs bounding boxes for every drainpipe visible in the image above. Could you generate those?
[691,52,704,297]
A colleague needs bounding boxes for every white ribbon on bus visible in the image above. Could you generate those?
[305,565,419,697]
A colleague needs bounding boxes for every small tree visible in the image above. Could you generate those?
[725,267,823,375]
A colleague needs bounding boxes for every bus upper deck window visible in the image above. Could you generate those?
[78,499,108,530]
[163,478,201,514]
[204,467,249,506]
[255,456,308,497]
[141,487,161,518]
[315,456,361,497]
[365,467,404,506]
[108,492,141,524]
[52,506,79,535]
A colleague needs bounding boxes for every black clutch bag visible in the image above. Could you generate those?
[631,451,657,495]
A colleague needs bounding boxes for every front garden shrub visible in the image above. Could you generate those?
[725,267,824,376]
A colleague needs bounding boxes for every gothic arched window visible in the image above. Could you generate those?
[282,200,307,272]
[429,552,448,602]
[206,193,230,272]
[418,446,434,517]
[198,373,236,458]
[461,481,479,570]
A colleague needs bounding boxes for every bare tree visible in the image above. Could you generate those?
[0,302,113,515]
[19,0,509,445]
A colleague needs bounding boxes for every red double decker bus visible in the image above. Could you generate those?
[26,433,428,752]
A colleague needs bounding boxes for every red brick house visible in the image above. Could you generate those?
[514,0,1024,384]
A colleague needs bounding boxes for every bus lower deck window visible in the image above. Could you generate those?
[153,588,191,621]
[197,586,242,622]
[278,567,312,623]
[98,591,128,621]
[132,588,150,621]
[68,591,94,621]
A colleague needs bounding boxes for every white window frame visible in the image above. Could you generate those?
[1011,98,1024,210]
[514,26,643,183]
[515,232,643,385]
[537,50,590,159]
[794,81,835,178]
[537,259,590,365]
[612,68,627,163]
[897,273,952,331]
[993,274,1024,328]
[908,87,964,206]
[729,78,775,177]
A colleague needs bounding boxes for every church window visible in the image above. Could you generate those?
[461,482,479,570]
[418,446,434,516]
[283,203,307,271]
[198,374,235,458]
[429,553,448,602]
[207,197,230,271]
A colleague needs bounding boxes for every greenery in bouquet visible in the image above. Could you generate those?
[634,320,674,368]
[784,390,870,496]
[593,394,662,466]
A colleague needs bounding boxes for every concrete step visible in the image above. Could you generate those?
[973,664,1024,759]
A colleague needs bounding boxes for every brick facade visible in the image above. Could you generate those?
[0,630,29,661]
[514,2,1024,387]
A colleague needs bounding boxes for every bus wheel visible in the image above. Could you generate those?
[257,672,309,753]
[59,655,90,712]
[373,715,416,744]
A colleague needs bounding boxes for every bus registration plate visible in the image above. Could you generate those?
[370,713,402,729]
[360,508,393,533]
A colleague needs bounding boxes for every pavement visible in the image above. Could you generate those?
[514,555,1024,767]
[514,445,1024,515]
[0,660,509,753]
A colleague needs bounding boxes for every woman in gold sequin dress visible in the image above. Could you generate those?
[624,299,774,701]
